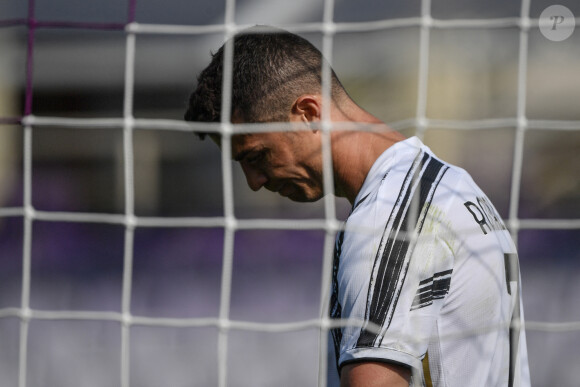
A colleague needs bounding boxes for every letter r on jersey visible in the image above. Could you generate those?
[464,201,491,235]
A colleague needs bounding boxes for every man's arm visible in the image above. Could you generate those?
[340,361,411,387]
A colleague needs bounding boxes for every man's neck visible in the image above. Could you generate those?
[323,99,406,204]
[331,126,405,205]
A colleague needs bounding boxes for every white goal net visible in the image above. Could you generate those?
[0,0,579,386]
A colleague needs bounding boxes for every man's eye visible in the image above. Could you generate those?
[247,151,265,164]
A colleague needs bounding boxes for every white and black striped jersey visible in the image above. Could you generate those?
[330,136,530,386]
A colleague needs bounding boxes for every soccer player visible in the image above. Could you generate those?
[184,26,530,387]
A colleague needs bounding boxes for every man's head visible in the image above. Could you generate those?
[184,25,347,129]
[184,26,352,202]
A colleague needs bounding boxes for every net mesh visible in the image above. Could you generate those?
[0,0,579,386]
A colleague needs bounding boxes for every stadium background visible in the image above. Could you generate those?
[0,0,579,386]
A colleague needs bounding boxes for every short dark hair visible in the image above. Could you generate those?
[184,26,346,138]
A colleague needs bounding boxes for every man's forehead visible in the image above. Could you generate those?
[231,132,254,146]
[231,133,262,160]
[207,132,254,150]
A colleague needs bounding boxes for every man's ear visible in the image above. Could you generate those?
[290,95,322,127]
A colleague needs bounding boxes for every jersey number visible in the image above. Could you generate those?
[504,253,520,387]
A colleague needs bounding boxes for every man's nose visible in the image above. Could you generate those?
[240,163,268,191]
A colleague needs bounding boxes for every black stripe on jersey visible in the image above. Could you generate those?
[330,229,345,370]
[356,151,425,347]
[410,269,453,311]
[353,192,371,212]
[356,151,448,348]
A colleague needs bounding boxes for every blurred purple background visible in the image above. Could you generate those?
[1,0,580,386]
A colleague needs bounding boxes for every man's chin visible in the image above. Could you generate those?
[285,191,323,203]
[274,183,323,202]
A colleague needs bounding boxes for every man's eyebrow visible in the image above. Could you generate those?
[233,149,251,162]
[233,146,265,162]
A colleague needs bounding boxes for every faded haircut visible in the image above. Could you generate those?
[184,25,346,138]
